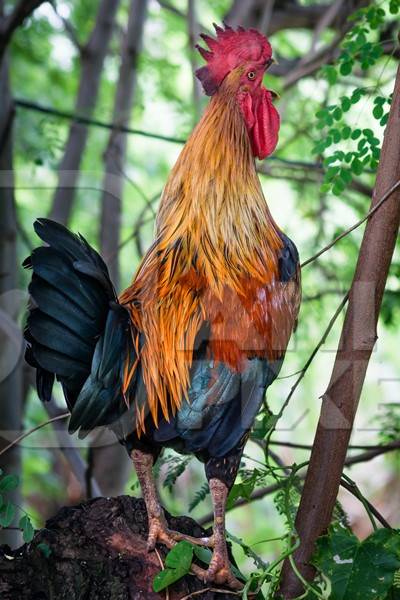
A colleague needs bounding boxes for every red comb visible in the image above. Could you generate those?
[196,24,272,96]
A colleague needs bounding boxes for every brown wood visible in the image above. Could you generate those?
[278,63,400,598]
[0,496,234,599]
[100,0,148,291]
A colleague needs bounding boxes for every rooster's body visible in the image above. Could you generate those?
[24,25,300,588]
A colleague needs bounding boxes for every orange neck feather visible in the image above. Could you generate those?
[155,74,282,295]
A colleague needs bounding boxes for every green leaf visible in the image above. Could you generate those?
[362,128,374,139]
[342,126,351,139]
[153,567,186,592]
[313,526,400,600]
[0,475,19,492]
[351,128,362,140]
[339,168,352,184]
[326,166,340,181]
[333,107,343,121]
[380,113,389,126]
[332,180,345,196]
[324,65,338,85]
[193,545,212,565]
[373,105,384,119]
[165,541,193,571]
[153,541,194,592]
[341,97,351,112]
[0,501,16,527]
[351,158,363,175]
[331,128,342,143]
[189,482,209,512]
[340,62,353,76]
[19,515,35,543]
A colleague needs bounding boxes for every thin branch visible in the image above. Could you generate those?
[301,179,400,268]
[259,0,275,34]
[0,412,70,457]
[340,475,391,529]
[155,0,185,19]
[268,439,400,454]
[50,1,82,52]
[309,0,345,56]
[199,439,400,525]
[15,98,186,144]
[267,292,349,440]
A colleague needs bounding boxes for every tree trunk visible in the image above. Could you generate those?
[99,0,148,291]
[0,53,23,549]
[0,0,52,549]
[94,0,149,497]
[49,0,121,226]
[0,496,233,599]
[278,63,400,598]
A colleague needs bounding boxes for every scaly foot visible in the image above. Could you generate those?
[202,548,243,590]
[147,514,214,551]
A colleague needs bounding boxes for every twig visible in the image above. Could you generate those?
[180,587,240,599]
[15,98,187,145]
[155,0,185,19]
[265,292,349,444]
[301,179,400,268]
[268,439,400,453]
[50,1,82,52]
[340,474,391,529]
[0,412,70,457]
[259,0,275,33]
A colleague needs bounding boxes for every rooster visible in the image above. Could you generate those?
[24,25,300,589]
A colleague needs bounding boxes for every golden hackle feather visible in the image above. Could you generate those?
[120,69,293,434]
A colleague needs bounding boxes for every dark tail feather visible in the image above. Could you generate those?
[24,219,138,434]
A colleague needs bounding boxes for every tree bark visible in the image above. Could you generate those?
[0,0,49,549]
[95,0,148,497]
[99,0,148,291]
[278,63,400,598]
[0,0,44,61]
[0,53,23,549]
[0,496,233,599]
[49,0,121,226]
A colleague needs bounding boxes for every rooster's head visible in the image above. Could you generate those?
[196,24,279,160]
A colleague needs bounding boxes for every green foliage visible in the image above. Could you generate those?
[19,515,35,543]
[162,454,192,492]
[0,502,16,528]
[312,525,400,600]
[188,481,210,512]
[313,1,398,195]
[228,468,268,509]
[377,402,400,445]
[0,471,35,541]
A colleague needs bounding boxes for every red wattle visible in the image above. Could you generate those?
[239,87,280,160]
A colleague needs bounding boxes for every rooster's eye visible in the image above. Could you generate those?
[247,71,256,80]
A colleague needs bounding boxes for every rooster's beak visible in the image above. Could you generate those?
[265,57,278,71]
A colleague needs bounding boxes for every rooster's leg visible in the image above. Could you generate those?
[200,478,242,590]
[131,449,214,550]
